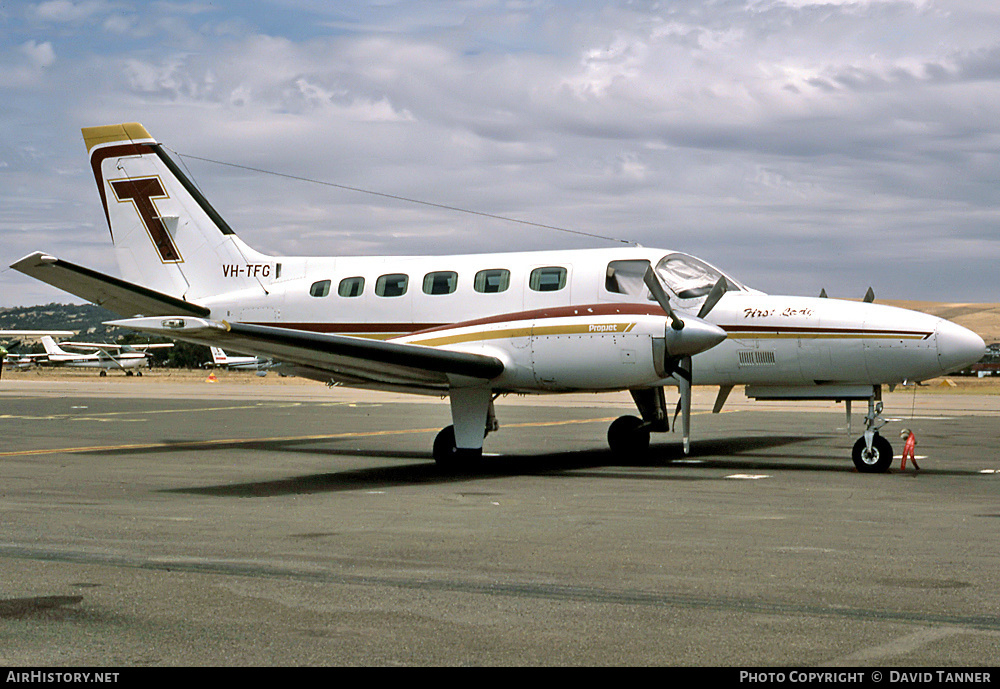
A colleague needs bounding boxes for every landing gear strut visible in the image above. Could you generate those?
[851,387,893,473]
[432,387,496,470]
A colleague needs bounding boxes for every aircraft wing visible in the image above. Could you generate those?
[108,316,505,392]
[0,330,76,338]
[10,252,210,318]
[58,341,174,351]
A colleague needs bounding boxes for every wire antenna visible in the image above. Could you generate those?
[170,148,635,246]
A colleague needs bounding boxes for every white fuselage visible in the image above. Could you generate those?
[191,246,980,393]
[45,352,148,370]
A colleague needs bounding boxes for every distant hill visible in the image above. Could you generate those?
[880,301,1000,345]
[0,303,120,340]
[0,303,208,367]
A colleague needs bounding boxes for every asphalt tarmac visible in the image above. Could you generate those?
[0,375,998,666]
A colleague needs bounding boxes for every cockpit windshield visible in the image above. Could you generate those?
[653,253,745,301]
[604,253,748,304]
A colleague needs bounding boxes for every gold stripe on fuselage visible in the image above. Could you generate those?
[405,322,637,347]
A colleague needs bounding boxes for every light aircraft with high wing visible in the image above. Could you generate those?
[10,123,986,472]
[38,335,172,376]
[0,330,76,374]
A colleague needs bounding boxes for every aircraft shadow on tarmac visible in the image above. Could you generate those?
[161,434,847,498]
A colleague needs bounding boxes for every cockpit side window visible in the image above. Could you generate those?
[605,260,651,296]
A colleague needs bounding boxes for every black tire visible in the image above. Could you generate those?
[607,415,651,458]
[852,434,893,473]
[433,426,482,470]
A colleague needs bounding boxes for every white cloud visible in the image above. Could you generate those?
[19,40,56,69]
[31,0,112,23]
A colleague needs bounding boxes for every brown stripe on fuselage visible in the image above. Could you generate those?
[722,325,933,339]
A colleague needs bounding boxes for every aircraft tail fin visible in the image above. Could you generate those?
[82,123,274,302]
[40,336,68,357]
[210,347,228,365]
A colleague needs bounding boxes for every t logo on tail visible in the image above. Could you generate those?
[109,176,182,263]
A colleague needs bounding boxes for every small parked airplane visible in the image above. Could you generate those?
[10,123,986,471]
[0,330,76,375]
[39,335,172,376]
[206,347,272,374]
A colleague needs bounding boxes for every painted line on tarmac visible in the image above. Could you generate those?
[0,401,307,422]
[0,416,619,458]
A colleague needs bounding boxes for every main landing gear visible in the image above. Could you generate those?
[851,388,893,473]
[432,387,498,470]
[607,388,668,459]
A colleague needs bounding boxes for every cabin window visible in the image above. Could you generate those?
[529,266,567,292]
[474,269,510,293]
[309,279,331,297]
[422,271,458,295]
[375,273,408,297]
[338,276,365,297]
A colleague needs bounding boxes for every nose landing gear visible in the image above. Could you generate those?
[851,389,893,473]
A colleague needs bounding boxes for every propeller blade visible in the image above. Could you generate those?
[678,356,692,454]
[697,276,729,319]
[643,265,683,331]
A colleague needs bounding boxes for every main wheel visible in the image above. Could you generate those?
[607,415,651,458]
[433,425,482,470]
[852,434,893,473]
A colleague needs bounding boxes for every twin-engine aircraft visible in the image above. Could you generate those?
[11,123,986,472]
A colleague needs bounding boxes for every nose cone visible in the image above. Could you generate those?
[935,320,986,374]
[665,316,728,357]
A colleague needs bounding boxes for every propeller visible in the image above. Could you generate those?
[643,266,728,454]
[643,265,684,331]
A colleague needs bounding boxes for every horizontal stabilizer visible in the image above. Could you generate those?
[107,317,505,391]
[10,252,210,318]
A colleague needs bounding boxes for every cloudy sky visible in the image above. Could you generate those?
[2,0,999,306]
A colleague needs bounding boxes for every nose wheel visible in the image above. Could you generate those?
[852,433,893,473]
[851,389,893,473]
